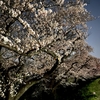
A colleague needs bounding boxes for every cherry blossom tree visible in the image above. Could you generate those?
[0,0,99,100]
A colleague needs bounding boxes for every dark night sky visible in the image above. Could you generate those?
[85,0,100,58]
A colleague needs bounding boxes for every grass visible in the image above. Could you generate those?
[79,78,100,100]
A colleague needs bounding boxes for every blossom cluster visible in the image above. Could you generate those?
[0,0,94,99]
